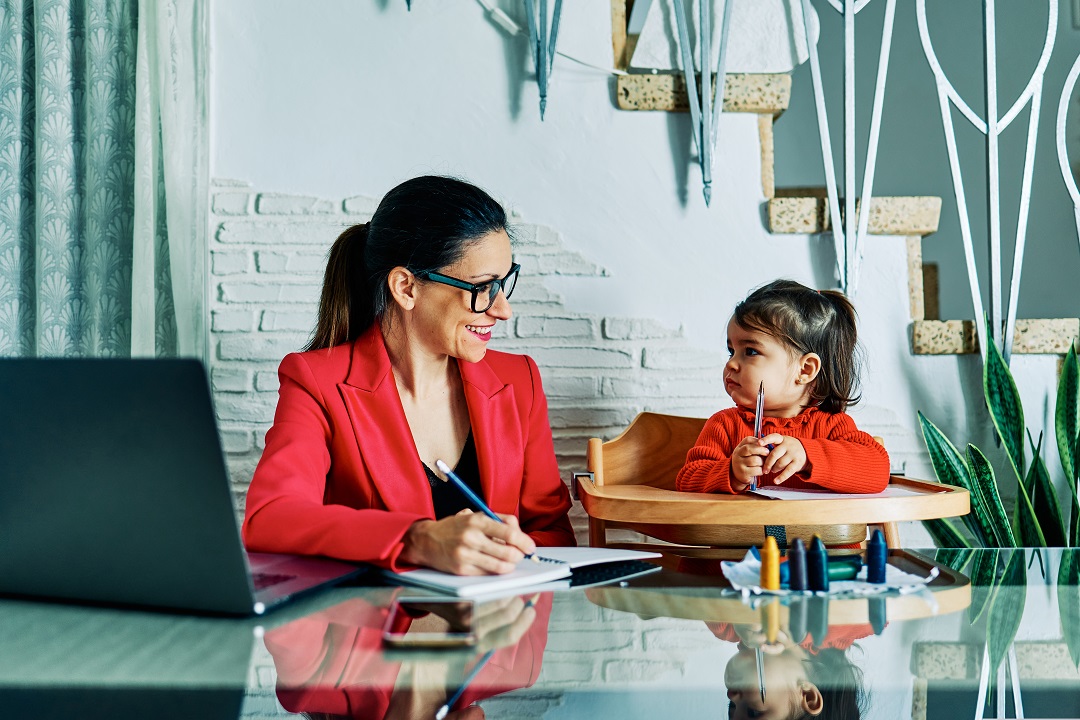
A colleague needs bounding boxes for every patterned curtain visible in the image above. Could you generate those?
[0,0,207,359]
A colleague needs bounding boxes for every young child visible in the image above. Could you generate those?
[676,279,890,494]
[719,620,867,720]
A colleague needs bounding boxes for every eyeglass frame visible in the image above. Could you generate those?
[416,262,521,313]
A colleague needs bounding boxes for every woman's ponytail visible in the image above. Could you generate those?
[306,223,372,351]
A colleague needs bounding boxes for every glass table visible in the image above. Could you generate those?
[2,548,1078,720]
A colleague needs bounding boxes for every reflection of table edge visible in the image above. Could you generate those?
[578,475,970,525]
[585,550,971,625]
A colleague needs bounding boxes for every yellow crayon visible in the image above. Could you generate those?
[764,597,780,644]
[760,536,780,590]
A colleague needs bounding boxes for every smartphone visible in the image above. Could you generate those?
[382,597,478,648]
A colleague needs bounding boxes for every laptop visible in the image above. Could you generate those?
[0,357,366,616]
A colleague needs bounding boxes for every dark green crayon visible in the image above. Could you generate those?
[869,596,887,635]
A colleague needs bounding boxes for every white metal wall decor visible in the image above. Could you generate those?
[1056,53,1080,261]
[670,0,733,206]
[523,0,564,119]
[799,0,897,296]
[917,0,1057,364]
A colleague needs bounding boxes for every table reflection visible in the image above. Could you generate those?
[263,589,552,719]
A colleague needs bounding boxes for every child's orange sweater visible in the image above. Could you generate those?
[676,406,890,494]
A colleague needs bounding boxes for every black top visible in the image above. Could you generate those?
[423,432,485,520]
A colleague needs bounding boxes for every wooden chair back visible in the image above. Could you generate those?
[584,412,870,548]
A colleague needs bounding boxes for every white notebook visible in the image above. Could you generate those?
[385,547,662,598]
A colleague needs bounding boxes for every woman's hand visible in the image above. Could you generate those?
[400,511,537,575]
[760,434,809,484]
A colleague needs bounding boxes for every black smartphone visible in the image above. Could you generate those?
[381,597,478,648]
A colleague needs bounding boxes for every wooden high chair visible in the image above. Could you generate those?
[574,412,970,551]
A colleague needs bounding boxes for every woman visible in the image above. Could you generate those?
[242,176,575,575]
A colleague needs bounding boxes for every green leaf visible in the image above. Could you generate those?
[1057,345,1079,484]
[967,445,1018,547]
[923,518,971,549]
[968,549,999,623]
[986,549,1027,679]
[935,547,974,573]
[1058,549,1080,668]
[1026,432,1068,546]
[983,316,1025,482]
[917,411,990,546]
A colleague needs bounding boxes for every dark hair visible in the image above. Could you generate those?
[791,648,866,720]
[733,279,861,413]
[306,176,509,351]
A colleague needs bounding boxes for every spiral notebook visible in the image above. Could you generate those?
[385,547,662,598]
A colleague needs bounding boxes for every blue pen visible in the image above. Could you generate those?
[435,459,502,523]
[435,648,495,720]
[435,459,538,561]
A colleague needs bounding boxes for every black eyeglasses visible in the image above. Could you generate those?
[417,262,520,313]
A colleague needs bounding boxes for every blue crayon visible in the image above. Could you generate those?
[807,536,829,592]
[867,529,887,584]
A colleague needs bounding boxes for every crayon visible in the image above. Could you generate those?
[760,536,780,590]
[869,596,887,635]
[780,553,860,585]
[867,528,887,584]
[807,536,829,592]
[787,538,808,591]
[808,595,829,649]
[788,596,808,644]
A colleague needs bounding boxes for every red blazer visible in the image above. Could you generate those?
[242,325,575,570]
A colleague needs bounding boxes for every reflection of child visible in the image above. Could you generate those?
[676,279,889,495]
[716,622,867,720]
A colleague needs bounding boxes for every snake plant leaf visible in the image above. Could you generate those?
[968,548,999,623]
[1058,549,1080,668]
[966,444,1018,547]
[1057,345,1079,483]
[935,547,974,573]
[923,518,971,549]
[986,549,1027,679]
[1026,431,1067,546]
[917,411,989,545]
[983,316,1025,482]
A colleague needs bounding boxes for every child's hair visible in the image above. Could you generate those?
[733,279,861,413]
[792,648,866,720]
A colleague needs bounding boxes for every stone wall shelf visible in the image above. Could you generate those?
[616,73,791,114]
[912,318,1080,355]
[768,194,942,236]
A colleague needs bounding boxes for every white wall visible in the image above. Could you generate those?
[209,0,1067,543]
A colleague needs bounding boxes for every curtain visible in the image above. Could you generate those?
[0,0,207,359]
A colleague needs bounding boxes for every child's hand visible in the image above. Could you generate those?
[729,436,771,491]
[760,434,809,484]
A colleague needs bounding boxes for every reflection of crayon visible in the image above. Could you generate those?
[869,596,887,635]
[763,598,780,644]
[788,538,807,590]
[788,596,808,643]
[808,595,829,649]
[808,536,829,592]
[867,529,887,583]
[761,537,780,590]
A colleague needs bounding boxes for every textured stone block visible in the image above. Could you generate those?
[211,309,255,333]
[519,252,606,277]
[602,317,680,340]
[528,347,636,369]
[343,195,378,215]
[255,370,280,392]
[768,196,942,236]
[911,318,1079,355]
[547,630,634,652]
[603,376,725,399]
[602,659,683,683]
[212,192,252,216]
[211,250,251,276]
[211,367,253,392]
[642,347,725,369]
[535,659,595,684]
[219,428,255,454]
[217,335,306,361]
[516,316,595,339]
[218,282,319,305]
[256,193,336,215]
[515,224,560,247]
[616,73,791,113]
[216,220,348,245]
[213,394,277,424]
[543,376,598,398]
[547,406,638,429]
[260,310,314,332]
